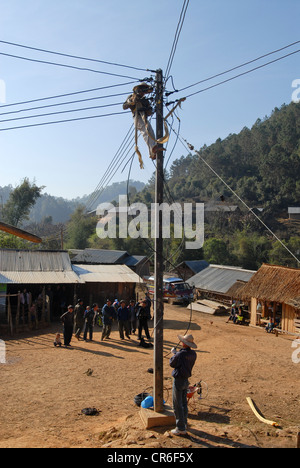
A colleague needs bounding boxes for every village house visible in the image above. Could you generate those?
[70,248,151,278]
[188,264,256,305]
[240,263,300,335]
[0,249,144,332]
[172,260,209,281]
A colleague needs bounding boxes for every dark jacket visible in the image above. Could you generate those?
[136,305,151,320]
[169,347,197,379]
[84,308,96,325]
[117,306,129,322]
[74,304,85,325]
[101,304,116,325]
[60,311,74,328]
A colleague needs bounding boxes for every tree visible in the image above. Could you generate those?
[1,178,44,227]
[65,206,97,250]
[203,238,233,265]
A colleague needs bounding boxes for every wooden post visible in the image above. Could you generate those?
[42,286,46,324]
[16,291,20,333]
[153,69,165,413]
[7,294,13,336]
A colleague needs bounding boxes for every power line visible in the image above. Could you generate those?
[0,81,138,109]
[170,39,300,94]
[85,125,135,212]
[0,101,125,125]
[170,126,300,266]
[0,110,128,132]
[0,92,131,117]
[183,48,300,99]
[165,0,190,82]
[0,50,143,81]
[0,39,149,72]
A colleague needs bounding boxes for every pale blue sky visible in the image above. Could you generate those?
[0,0,299,199]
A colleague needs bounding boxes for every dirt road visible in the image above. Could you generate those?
[0,304,299,448]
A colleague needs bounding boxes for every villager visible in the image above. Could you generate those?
[60,305,74,347]
[128,299,137,334]
[74,299,85,340]
[117,300,131,340]
[101,299,116,341]
[169,334,197,436]
[83,304,98,341]
[53,333,62,347]
[136,300,151,341]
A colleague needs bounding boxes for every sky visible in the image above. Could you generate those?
[0,0,299,202]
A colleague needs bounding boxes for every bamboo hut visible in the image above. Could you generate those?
[240,264,300,335]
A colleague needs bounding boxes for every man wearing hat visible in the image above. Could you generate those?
[169,334,197,435]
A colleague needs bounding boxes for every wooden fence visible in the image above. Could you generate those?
[0,287,50,336]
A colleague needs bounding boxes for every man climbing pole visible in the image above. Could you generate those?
[123,83,165,167]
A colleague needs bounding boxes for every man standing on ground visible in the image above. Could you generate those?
[83,303,98,342]
[117,300,131,340]
[74,299,85,341]
[60,305,74,347]
[101,299,116,341]
[169,334,197,436]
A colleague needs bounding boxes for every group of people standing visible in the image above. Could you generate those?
[59,294,152,347]
[58,292,199,438]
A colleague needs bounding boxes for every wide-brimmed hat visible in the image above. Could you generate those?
[178,334,197,349]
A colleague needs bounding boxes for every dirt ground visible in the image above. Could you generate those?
[0,303,299,449]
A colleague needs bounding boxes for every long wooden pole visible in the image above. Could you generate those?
[154,69,164,413]
[0,221,42,243]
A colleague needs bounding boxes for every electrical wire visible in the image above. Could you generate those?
[0,39,149,72]
[171,128,300,266]
[175,48,300,100]
[0,81,138,109]
[164,0,190,82]
[0,50,143,81]
[170,39,300,94]
[84,125,135,212]
[0,110,128,132]
[0,101,125,125]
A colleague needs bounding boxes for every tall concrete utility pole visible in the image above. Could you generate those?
[153,69,164,413]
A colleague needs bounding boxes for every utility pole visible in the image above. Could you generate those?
[154,69,164,413]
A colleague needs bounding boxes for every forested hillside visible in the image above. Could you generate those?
[138,101,300,212]
[130,101,300,269]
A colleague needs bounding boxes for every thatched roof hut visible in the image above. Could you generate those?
[240,264,300,306]
[240,264,300,334]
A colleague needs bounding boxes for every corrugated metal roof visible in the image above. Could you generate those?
[0,271,83,284]
[124,255,148,267]
[0,249,83,284]
[72,264,143,284]
[71,249,129,264]
[189,264,256,294]
[288,207,300,214]
[177,260,209,274]
[0,249,73,272]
